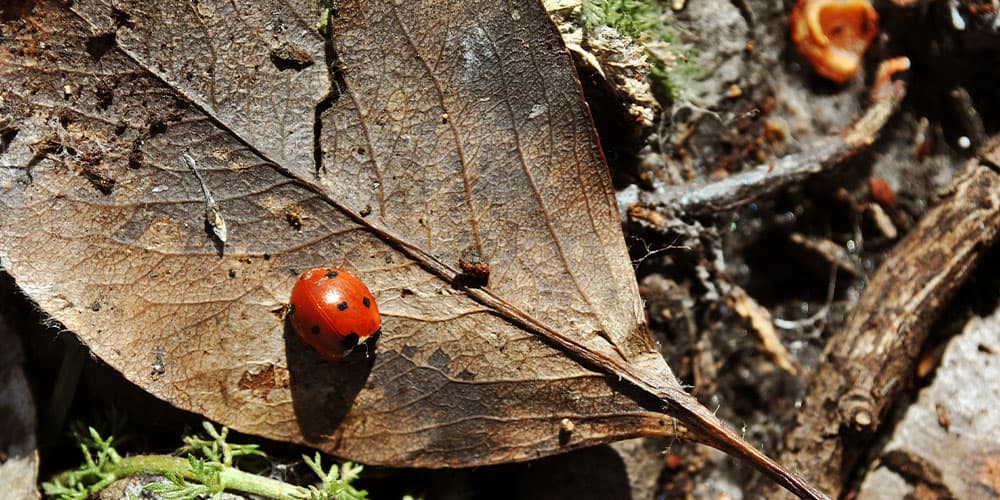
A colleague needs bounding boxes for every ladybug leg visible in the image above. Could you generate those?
[359,330,381,359]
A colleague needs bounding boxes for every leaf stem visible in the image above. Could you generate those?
[51,454,309,500]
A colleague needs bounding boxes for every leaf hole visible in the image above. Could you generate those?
[0,127,18,155]
[148,121,167,137]
[85,32,116,62]
[111,7,134,29]
[269,43,315,71]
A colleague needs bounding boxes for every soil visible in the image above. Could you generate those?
[5,0,1000,498]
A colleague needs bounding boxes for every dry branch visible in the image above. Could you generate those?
[763,136,1000,498]
[619,58,910,220]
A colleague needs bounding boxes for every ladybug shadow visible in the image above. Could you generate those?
[475,445,633,500]
[284,321,375,442]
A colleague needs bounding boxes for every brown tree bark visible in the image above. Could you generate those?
[763,137,1000,498]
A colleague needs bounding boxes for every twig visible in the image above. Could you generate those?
[949,86,988,150]
[729,284,800,374]
[619,58,910,220]
[761,135,1000,498]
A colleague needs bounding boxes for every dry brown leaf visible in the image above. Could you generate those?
[0,1,822,497]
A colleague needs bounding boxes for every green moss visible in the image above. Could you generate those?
[582,0,701,101]
[43,423,368,500]
[583,0,672,38]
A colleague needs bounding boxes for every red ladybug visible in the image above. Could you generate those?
[288,267,381,361]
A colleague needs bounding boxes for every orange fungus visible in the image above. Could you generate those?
[790,0,880,83]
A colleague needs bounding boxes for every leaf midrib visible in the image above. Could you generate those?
[72,1,668,405]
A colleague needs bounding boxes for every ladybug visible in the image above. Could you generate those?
[288,267,381,361]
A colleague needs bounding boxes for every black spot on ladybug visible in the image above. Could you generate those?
[311,325,320,335]
[362,297,371,308]
[337,301,348,311]
[325,269,338,279]
[340,332,360,350]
